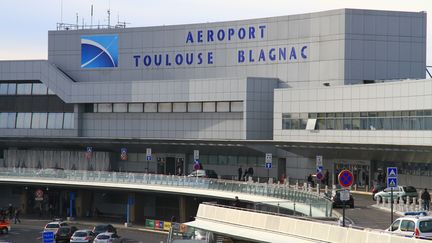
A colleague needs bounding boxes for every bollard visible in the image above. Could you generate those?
[376,198,380,206]
[394,198,398,211]
[419,198,423,211]
[325,185,328,194]
[365,185,369,192]
[316,184,320,194]
[303,182,307,191]
[295,181,299,190]
[354,184,357,191]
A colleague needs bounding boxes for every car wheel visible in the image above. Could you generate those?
[2,227,8,234]
[372,195,376,201]
[378,196,383,203]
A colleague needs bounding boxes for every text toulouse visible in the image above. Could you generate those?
[132,25,307,67]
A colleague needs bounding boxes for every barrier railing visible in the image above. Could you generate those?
[0,167,332,217]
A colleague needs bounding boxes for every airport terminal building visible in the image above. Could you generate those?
[0,8,430,189]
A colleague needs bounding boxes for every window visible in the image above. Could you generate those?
[7,113,16,128]
[419,220,432,233]
[32,83,48,95]
[98,104,112,113]
[0,113,8,128]
[113,103,127,112]
[31,113,47,129]
[188,102,202,112]
[7,83,16,95]
[63,113,74,129]
[400,220,415,232]
[217,102,230,112]
[158,103,172,112]
[390,220,400,231]
[128,103,143,113]
[144,103,157,112]
[203,102,216,112]
[0,84,8,95]
[47,113,63,129]
[17,83,32,95]
[230,101,243,112]
[16,113,32,128]
[173,103,187,112]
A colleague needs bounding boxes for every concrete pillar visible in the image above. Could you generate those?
[20,188,28,214]
[128,193,136,223]
[75,190,92,218]
[179,196,187,223]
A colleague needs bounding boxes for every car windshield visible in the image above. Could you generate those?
[95,225,107,231]
[404,186,417,192]
[97,235,110,239]
[73,232,88,237]
[46,223,59,228]
[59,228,70,234]
[420,220,432,233]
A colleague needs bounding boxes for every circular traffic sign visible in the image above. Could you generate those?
[35,189,44,198]
[338,170,354,188]
[316,172,323,180]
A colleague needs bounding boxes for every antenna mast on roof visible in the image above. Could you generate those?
[91,5,93,26]
[107,0,111,28]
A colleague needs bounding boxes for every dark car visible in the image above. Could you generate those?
[371,184,386,200]
[187,169,218,179]
[55,226,78,242]
[92,224,117,236]
[325,189,354,208]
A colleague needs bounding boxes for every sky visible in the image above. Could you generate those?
[1,0,431,65]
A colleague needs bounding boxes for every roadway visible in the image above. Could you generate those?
[335,193,399,230]
[0,219,167,243]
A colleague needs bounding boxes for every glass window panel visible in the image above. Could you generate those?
[202,102,216,112]
[402,117,410,130]
[410,117,420,130]
[144,103,157,112]
[47,89,55,95]
[326,118,335,130]
[343,118,352,130]
[6,113,16,128]
[93,104,98,112]
[291,113,300,119]
[173,103,187,112]
[376,117,384,130]
[218,155,228,165]
[0,84,8,95]
[425,117,432,130]
[17,83,32,95]
[300,118,307,129]
[317,113,326,118]
[228,156,237,165]
[31,113,47,129]
[32,83,47,95]
[424,110,432,116]
[336,113,343,117]
[16,113,32,128]
[378,112,386,117]
[352,112,360,118]
[352,118,360,130]
[291,119,300,129]
[282,119,290,129]
[98,104,112,113]
[7,83,16,95]
[187,102,202,112]
[208,155,218,165]
[360,118,368,130]
[360,112,368,117]
[216,102,230,112]
[393,117,402,130]
[282,114,291,119]
[316,119,325,130]
[416,110,424,116]
[247,156,257,166]
[383,118,392,130]
[47,113,63,129]
[63,113,74,129]
[401,111,409,117]
[368,118,377,130]
[113,103,127,112]
[343,112,352,118]
[308,113,317,118]
[230,101,243,112]
[158,103,172,112]
[128,103,143,112]
[409,111,416,116]
[335,119,343,130]
[326,113,335,118]
[394,111,402,117]
[0,113,7,128]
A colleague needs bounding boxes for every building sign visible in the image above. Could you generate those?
[81,35,118,68]
[120,148,128,161]
[132,25,308,68]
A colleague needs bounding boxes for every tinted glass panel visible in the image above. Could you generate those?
[419,220,432,233]
[63,113,74,129]
[7,83,16,95]
[7,113,16,128]
[0,84,8,95]
[128,103,143,112]
[47,113,63,129]
[31,113,47,129]
[16,113,31,128]
[17,83,32,95]
[32,83,48,95]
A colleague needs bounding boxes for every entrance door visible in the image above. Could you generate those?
[166,157,176,175]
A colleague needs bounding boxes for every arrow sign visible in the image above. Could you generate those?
[387,178,398,189]
[387,167,397,178]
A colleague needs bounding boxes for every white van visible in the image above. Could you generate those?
[387,212,432,240]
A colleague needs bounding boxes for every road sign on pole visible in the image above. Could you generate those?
[387,167,397,178]
[316,155,323,167]
[265,162,272,169]
[146,148,152,161]
[387,167,398,224]
[43,231,54,243]
[265,153,272,163]
[194,150,199,160]
[338,170,354,188]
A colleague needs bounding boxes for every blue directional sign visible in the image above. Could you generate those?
[265,162,272,169]
[387,177,398,189]
[387,167,398,178]
[146,155,152,161]
[43,231,54,243]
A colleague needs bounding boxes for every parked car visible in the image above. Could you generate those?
[44,221,69,235]
[71,230,96,243]
[55,226,78,242]
[371,184,387,200]
[325,189,354,208]
[94,232,122,243]
[387,212,432,239]
[92,224,117,236]
[0,219,10,234]
[187,169,218,179]
[374,186,418,203]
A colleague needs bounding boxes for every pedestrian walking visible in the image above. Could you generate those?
[13,208,21,224]
[421,188,431,211]
[307,174,315,188]
[238,166,243,181]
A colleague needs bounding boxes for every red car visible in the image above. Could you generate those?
[0,219,10,234]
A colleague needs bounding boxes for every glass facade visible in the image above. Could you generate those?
[282,110,432,131]
[0,82,51,96]
[0,112,73,129]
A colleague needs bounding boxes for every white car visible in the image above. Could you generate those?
[44,221,69,234]
[387,212,432,240]
[94,232,122,243]
[70,230,96,243]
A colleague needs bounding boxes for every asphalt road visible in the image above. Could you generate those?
[0,219,167,243]
[335,193,399,230]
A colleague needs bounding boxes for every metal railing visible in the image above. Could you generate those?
[0,167,332,217]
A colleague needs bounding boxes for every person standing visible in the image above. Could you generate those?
[13,208,21,224]
[324,170,330,186]
[238,166,243,181]
[307,174,314,188]
[421,188,431,211]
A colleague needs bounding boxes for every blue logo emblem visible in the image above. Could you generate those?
[81,35,118,68]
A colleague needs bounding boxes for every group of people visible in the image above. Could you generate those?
[0,204,21,224]
[237,166,254,181]
[307,170,330,188]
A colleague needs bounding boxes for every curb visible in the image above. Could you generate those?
[370,204,405,216]
[65,220,169,235]
[350,191,373,196]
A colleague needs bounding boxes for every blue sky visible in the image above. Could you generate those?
[1,0,431,65]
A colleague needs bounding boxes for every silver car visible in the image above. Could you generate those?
[94,232,122,243]
[70,230,95,243]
